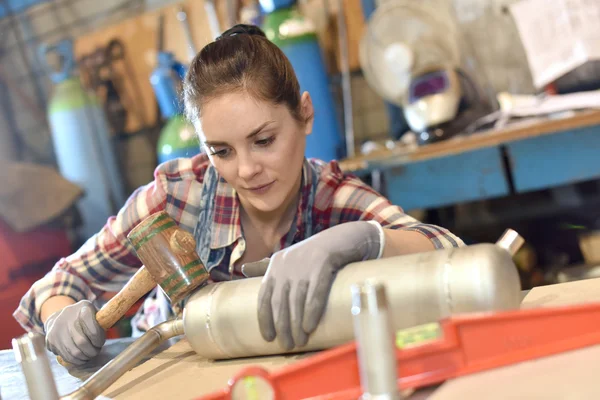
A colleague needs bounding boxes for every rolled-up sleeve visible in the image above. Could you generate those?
[325,167,464,250]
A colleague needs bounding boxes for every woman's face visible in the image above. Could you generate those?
[198,91,314,214]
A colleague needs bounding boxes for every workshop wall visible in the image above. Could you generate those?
[304,0,538,147]
[0,0,229,192]
[451,0,535,95]
[0,0,541,167]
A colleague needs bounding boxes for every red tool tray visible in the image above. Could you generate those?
[199,302,600,400]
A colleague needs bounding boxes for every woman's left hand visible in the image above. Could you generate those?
[243,221,385,351]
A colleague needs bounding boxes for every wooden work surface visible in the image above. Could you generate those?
[427,278,600,399]
[84,277,600,399]
[339,110,600,173]
[1,279,599,399]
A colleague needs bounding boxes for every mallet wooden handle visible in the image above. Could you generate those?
[95,266,156,328]
[57,266,156,366]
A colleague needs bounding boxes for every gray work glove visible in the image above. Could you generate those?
[44,300,106,365]
[243,221,385,351]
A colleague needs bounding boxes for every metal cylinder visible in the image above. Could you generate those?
[261,7,344,161]
[184,242,522,359]
[352,281,401,400]
[43,40,126,239]
[12,333,60,400]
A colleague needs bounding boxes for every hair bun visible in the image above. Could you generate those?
[217,24,266,40]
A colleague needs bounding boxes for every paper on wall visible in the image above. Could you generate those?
[509,0,600,89]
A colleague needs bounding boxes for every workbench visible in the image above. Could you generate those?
[2,279,600,399]
[339,111,600,211]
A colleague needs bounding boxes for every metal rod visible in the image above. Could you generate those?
[351,280,401,400]
[176,6,197,62]
[60,318,184,400]
[225,0,239,28]
[204,0,221,40]
[336,0,355,158]
[13,333,60,400]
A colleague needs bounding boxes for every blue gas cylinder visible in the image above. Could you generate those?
[150,51,188,119]
[262,6,344,161]
[151,51,202,163]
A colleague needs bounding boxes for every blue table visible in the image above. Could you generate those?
[341,111,600,212]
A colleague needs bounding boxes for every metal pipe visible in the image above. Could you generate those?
[176,6,197,62]
[225,0,239,28]
[13,333,60,400]
[336,0,355,158]
[204,0,222,40]
[60,318,184,400]
[352,281,401,400]
[184,238,523,359]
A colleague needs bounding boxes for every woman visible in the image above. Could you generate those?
[14,24,463,365]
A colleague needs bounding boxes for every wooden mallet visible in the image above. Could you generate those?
[57,210,209,366]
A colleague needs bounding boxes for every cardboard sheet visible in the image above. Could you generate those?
[429,277,600,399]
[101,342,316,399]
[100,278,600,399]
[521,277,600,309]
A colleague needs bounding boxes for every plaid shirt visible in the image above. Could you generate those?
[14,153,463,333]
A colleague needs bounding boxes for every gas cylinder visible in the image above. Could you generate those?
[40,39,126,240]
[150,51,200,163]
[184,235,523,359]
[262,6,344,161]
[150,51,187,120]
[156,114,201,164]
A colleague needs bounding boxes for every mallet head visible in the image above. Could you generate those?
[128,210,209,304]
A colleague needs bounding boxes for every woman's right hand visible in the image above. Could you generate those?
[43,300,106,365]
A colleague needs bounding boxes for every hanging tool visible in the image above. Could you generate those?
[201,300,600,399]
[98,40,129,133]
[176,6,197,61]
[79,39,147,134]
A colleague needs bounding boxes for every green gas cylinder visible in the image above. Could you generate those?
[41,39,126,239]
[157,115,201,163]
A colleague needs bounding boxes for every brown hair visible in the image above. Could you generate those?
[183,24,303,126]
